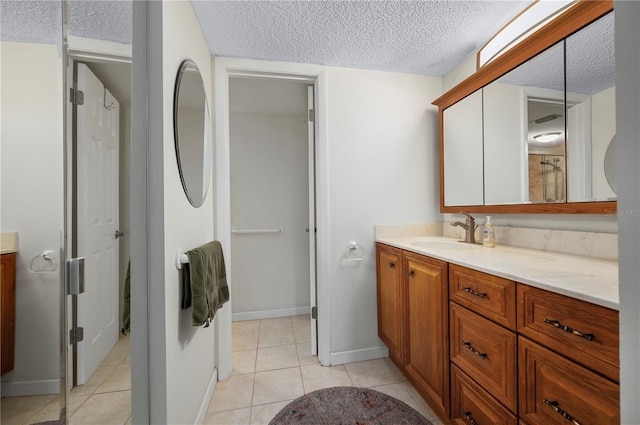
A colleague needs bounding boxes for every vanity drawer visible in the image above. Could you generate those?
[517,284,619,382]
[451,365,517,425]
[449,264,516,330]
[519,337,619,425]
[450,302,517,411]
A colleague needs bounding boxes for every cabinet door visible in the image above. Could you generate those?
[443,90,484,206]
[519,337,619,425]
[376,243,404,365]
[403,252,449,418]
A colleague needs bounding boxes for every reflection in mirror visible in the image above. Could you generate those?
[604,136,616,194]
[0,0,66,423]
[566,11,615,202]
[174,59,211,208]
[443,90,484,206]
[484,41,565,204]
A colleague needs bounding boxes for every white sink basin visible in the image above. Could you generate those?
[409,239,480,250]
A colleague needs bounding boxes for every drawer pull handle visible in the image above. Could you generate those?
[460,287,487,298]
[460,340,487,359]
[389,262,395,269]
[543,398,581,425]
[544,319,595,341]
[461,410,479,425]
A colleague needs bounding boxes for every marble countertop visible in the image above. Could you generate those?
[1,232,18,254]
[376,236,619,310]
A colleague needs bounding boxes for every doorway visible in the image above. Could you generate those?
[228,76,318,358]
[67,54,132,423]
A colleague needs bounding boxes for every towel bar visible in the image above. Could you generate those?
[175,250,190,270]
[231,227,283,235]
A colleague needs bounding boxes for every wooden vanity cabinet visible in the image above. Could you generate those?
[1,253,16,375]
[375,243,405,365]
[376,244,620,425]
[403,251,450,419]
[519,337,620,425]
[449,265,518,422]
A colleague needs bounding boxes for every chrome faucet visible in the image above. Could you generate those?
[450,212,478,244]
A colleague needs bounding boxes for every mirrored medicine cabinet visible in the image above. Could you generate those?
[433,0,616,214]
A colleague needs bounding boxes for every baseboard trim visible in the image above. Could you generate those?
[1,379,61,397]
[195,368,218,425]
[232,306,309,322]
[329,345,389,366]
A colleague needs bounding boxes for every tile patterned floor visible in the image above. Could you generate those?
[2,316,442,425]
[204,315,443,425]
[0,333,131,425]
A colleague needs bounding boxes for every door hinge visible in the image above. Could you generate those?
[70,88,84,105]
[311,306,318,320]
[69,327,84,344]
[308,109,315,122]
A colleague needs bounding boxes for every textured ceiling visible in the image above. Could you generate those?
[1,1,613,87]
[0,1,62,46]
[68,0,132,45]
[498,11,614,96]
[192,0,531,77]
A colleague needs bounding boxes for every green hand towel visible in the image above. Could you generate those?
[182,241,229,326]
[122,260,131,334]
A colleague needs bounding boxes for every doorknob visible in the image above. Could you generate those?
[115,230,124,239]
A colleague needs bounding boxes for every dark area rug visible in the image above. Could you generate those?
[268,386,434,425]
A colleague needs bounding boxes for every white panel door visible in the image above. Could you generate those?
[307,85,318,356]
[76,63,120,385]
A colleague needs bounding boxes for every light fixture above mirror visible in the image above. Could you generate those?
[534,132,562,143]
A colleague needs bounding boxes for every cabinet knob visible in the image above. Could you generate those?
[389,262,395,269]
[407,270,414,277]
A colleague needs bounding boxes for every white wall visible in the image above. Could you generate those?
[615,1,640,422]
[443,53,476,92]
[591,86,616,201]
[138,2,217,423]
[325,66,442,359]
[162,2,216,423]
[0,42,64,396]
[229,111,310,316]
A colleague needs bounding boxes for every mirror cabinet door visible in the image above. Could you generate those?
[484,41,566,205]
[443,90,484,206]
[565,11,616,202]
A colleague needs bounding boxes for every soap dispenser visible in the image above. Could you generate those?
[482,216,495,247]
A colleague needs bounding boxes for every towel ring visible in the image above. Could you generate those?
[344,242,365,262]
[30,251,57,273]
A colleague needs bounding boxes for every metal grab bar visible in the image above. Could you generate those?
[231,227,283,235]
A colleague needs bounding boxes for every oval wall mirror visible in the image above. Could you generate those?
[604,135,616,194]
[173,59,211,207]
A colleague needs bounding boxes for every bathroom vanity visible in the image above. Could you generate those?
[376,237,619,425]
[1,252,16,375]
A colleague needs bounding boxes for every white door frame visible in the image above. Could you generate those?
[63,36,134,400]
[214,58,331,373]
